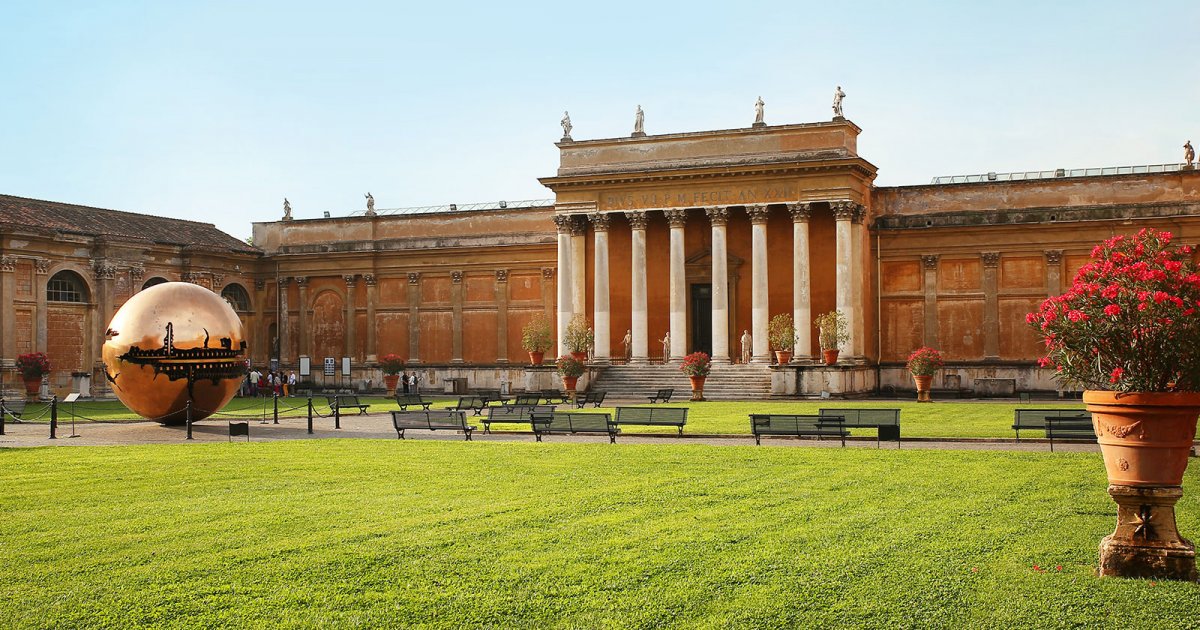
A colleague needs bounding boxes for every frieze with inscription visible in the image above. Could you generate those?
[600,184,799,211]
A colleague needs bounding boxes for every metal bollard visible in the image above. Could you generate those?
[49,396,58,439]
[186,400,194,440]
[334,403,341,430]
[0,398,6,436]
[273,393,279,425]
[307,397,313,435]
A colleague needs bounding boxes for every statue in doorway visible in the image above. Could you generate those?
[622,329,632,362]
[660,331,670,362]
[832,85,846,118]
[740,330,752,364]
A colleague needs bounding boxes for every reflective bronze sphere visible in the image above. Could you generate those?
[102,282,247,425]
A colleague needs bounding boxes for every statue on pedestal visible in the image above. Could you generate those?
[740,330,752,364]
[660,331,670,362]
[1186,141,1195,167]
[561,111,573,141]
[365,192,375,216]
[622,329,632,362]
[753,96,765,126]
[633,105,645,136]
[282,198,292,221]
[832,86,846,118]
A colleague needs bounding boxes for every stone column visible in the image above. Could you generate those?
[747,205,771,364]
[344,274,358,361]
[277,277,291,363]
[495,270,509,364]
[788,203,812,361]
[407,273,421,363]
[34,258,49,353]
[832,202,856,358]
[253,279,267,364]
[982,253,1000,360]
[922,255,940,348]
[450,271,464,364]
[553,215,574,356]
[664,208,688,362]
[627,210,649,364]
[540,268,555,318]
[364,274,378,363]
[295,277,309,358]
[93,261,116,392]
[1045,250,1063,297]
[707,206,731,364]
[590,213,611,364]
[570,216,587,318]
[850,204,867,358]
[0,256,15,368]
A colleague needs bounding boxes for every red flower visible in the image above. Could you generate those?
[1110,367,1124,383]
[1103,304,1121,316]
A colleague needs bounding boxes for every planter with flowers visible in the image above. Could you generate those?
[680,352,711,401]
[555,354,585,398]
[767,314,797,364]
[814,310,849,365]
[522,315,553,366]
[906,347,943,402]
[1028,228,1200,580]
[379,353,405,395]
[564,314,594,363]
[16,352,51,399]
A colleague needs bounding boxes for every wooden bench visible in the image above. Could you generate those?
[647,388,674,404]
[613,406,688,435]
[750,414,848,446]
[448,396,488,416]
[574,390,607,409]
[327,395,370,415]
[394,393,433,411]
[391,410,476,441]
[530,411,619,443]
[1046,415,1096,452]
[1012,408,1086,441]
[483,404,557,434]
[507,393,543,408]
[818,408,901,448]
[473,389,510,406]
[540,389,569,405]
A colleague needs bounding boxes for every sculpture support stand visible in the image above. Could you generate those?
[1099,485,1197,581]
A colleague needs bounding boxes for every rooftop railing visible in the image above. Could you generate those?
[931,163,1191,185]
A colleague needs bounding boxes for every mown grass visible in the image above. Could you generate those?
[1,440,1198,628]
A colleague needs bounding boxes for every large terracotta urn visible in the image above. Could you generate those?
[822,349,839,365]
[383,374,400,396]
[774,350,792,365]
[562,376,578,392]
[1083,390,1200,581]
[913,375,933,403]
[528,351,545,366]
[23,376,41,398]
[689,375,706,401]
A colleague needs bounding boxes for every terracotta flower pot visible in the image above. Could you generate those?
[1083,390,1200,487]
[562,376,579,392]
[689,375,706,401]
[23,376,41,397]
[383,374,400,395]
[822,349,839,365]
[913,374,933,403]
[528,351,545,366]
[570,351,588,363]
[774,350,792,365]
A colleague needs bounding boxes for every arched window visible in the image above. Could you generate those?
[142,277,169,290]
[47,271,89,303]
[221,283,251,312]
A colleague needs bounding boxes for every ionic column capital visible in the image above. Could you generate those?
[293,276,307,287]
[363,273,377,286]
[625,210,648,230]
[552,214,573,234]
[344,274,358,287]
[278,276,292,286]
[787,202,812,222]
[451,270,463,284]
[589,212,611,232]
[408,272,421,285]
[1044,249,1063,264]
[663,208,688,228]
[254,279,266,291]
[851,204,866,224]
[831,200,857,221]
[127,262,143,280]
[569,215,589,236]
[705,206,729,226]
[542,267,555,279]
[0,255,15,273]
[982,252,1000,268]
[495,269,509,282]
[921,254,940,270]
[746,204,770,225]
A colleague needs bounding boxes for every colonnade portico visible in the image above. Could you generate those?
[553,200,869,365]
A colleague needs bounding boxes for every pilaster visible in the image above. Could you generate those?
[982,252,1000,360]
[364,274,378,363]
[450,270,464,364]
[495,270,509,364]
[407,272,421,363]
[921,254,940,348]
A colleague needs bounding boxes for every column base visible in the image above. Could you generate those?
[711,356,732,365]
[590,357,612,366]
[750,354,772,365]
[1099,485,1198,581]
[630,357,649,365]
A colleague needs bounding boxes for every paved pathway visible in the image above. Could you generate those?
[0,412,1108,453]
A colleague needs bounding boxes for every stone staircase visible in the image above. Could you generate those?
[586,363,772,401]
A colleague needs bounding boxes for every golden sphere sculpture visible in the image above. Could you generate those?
[102,282,247,425]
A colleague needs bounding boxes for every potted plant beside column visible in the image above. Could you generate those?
[680,352,711,401]
[522,314,553,366]
[555,354,585,400]
[564,314,594,363]
[905,347,943,402]
[767,313,798,364]
[814,311,849,365]
[1029,227,1200,581]
[379,353,404,396]
[16,352,51,400]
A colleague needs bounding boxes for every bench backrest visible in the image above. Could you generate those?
[655,388,674,398]
[328,395,363,408]
[751,414,842,434]
[487,404,556,419]
[514,394,542,406]
[455,396,487,409]
[392,410,467,430]
[584,391,607,402]
[541,389,566,400]
[532,411,613,433]
[818,408,900,427]
[1013,408,1086,429]
[1045,415,1095,438]
[395,393,425,404]
[615,406,688,425]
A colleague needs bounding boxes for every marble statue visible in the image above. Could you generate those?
[1186,141,1195,167]
[283,197,292,220]
[832,86,846,118]
[660,331,670,361]
[365,192,375,215]
[633,105,644,135]
[754,96,765,125]
[561,111,573,140]
[622,329,632,361]
[740,330,752,364]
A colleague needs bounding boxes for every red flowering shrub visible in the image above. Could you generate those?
[555,355,585,378]
[1027,228,1200,392]
[15,352,51,379]
[378,353,405,375]
[905,347,943,376]
[679,352,711,377]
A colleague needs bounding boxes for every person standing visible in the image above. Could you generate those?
[286,371,296,396]
[402,371,411,395]
[248,367,260,397]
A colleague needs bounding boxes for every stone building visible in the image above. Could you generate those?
[4,116,1199,399]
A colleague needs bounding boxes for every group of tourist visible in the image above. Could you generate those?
[244,367,297,397]
[398,372,421,394]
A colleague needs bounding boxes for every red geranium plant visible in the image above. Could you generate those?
[679,352,711,377]
[378,353,405,375]
[1027,228,1200,392]
[15,352,51,379]
[905,347,943,376]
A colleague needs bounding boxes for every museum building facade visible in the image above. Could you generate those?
[3,117,1199,398]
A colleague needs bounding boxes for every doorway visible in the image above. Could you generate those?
[690,283,712,356]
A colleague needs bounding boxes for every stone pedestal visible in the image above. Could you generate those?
[1099,485,1197,581]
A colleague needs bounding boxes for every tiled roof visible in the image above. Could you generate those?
[0,194,260,254]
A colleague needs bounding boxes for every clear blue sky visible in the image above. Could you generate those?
[2,1,1196,240]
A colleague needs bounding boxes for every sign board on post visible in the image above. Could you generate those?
[299,356,311,377]
[323,358,336,377]
[341,357,351,376]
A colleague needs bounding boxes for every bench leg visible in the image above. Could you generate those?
[465,430,473,442]
[397,430,405,440]
[609,433,616,444]
[535,433,543,443]
[678,426,683,436]
[755,435,761,446]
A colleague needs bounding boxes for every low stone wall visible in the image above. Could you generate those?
[877,364,1061,395]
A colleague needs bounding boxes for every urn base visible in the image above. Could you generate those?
[1098,485,1198,581]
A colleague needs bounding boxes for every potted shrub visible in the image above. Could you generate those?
[679,351,711,401]
[767,313,798,364]
[564,314,594,362]
[555,354,585,397]
[1028,227,1200,580]
[521,314,553,365]
[814,310,849,364]
[15,352,51,398]
[379,353,404,395]
[905,347,943,402]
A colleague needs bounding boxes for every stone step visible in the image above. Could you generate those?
[587,364,773,401]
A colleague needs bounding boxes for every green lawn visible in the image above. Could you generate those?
[2,441,1198,627]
